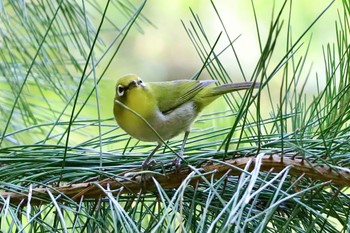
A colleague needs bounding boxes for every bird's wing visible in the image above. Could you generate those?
[149,80,215,113]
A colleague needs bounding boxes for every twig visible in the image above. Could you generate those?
[1,154,349,206]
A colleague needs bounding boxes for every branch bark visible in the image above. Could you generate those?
[1,155,350,206]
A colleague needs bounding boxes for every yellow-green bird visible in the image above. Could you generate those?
[114,74,259,168]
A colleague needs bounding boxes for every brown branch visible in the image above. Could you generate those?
[1,155,350,206]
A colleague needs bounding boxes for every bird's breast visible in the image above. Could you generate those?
[115,98,198,143]
[114,91,158,142]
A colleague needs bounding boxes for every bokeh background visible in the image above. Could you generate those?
[76,0,341,153]
[105,0,340,81]
[98,0,342,117]
[0,0,344,146]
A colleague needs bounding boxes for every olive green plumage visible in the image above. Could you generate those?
[114,73,259,143]
[113,73,259,167]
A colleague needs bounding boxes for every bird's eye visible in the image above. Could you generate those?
[117,85,125,97]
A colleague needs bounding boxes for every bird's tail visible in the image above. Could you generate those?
[206,82,260,97]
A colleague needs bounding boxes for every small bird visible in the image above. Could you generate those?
[114,74,259,169]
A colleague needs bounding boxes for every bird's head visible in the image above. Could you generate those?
[115,74,146,101]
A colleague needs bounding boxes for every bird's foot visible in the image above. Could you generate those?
[172,155,184,172]
[140,159,158,184]
[172,158,180,169]
[141,159,157,171]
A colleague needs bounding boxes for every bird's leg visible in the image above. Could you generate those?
[173,131,190,169]
[179,131,190,157]
[141,143,161,170]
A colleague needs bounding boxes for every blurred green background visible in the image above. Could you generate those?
[0,0,343,147]
[106,0,339,81]
[100,0,342,114]
[99,0,342,143]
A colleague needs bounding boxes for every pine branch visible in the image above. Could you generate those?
[2,154,348,206]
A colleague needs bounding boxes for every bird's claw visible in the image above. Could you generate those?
[141,159,157,171]
[172,157,183,171]
[140,159,158,184]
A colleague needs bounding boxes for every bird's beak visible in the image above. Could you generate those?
[127,80,138,90]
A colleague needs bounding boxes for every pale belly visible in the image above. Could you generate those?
[116,102,198,143]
